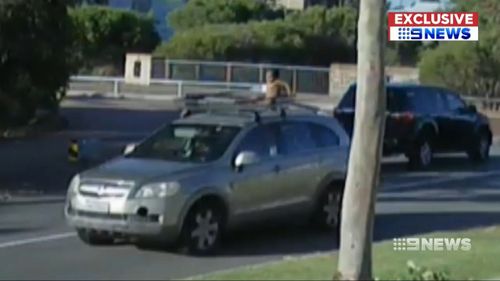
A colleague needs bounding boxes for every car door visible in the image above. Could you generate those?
[308,122,346,180]
[441,90,477,149]
[334,84,356,137]
[414,87,448,150]
[270,120,324,213]
[229,123,283,219]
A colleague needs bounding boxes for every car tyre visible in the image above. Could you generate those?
[77,228,114,246]
[180,202,224,256]
[408,135,433,170]
[311,183,343,239]
[467,131,490,162]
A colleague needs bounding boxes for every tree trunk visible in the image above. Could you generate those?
[336,0,386,280]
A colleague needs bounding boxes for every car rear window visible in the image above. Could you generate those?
[337,85,412,112]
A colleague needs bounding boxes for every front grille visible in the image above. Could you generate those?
[78,181,132,198]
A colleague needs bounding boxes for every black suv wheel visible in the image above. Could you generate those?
[467,131,491,162]
[408,134,434,169]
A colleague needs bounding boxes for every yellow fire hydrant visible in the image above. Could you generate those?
[68,139,79,163]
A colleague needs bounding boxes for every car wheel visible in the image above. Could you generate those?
[77,228,114,246]
[408,136,433,170]
[181,202,224,256]
[468,132,490,162]
[312,184,343,233]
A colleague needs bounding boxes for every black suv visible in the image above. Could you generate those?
[334,83,493,169]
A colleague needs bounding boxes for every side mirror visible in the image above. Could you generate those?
[467,104,477,113]
[124,143,136,155]
[234,151,260,170]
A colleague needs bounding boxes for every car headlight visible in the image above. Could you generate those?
[67,174,80,196]
[135,182,180,198]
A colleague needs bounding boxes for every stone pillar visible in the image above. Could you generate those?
[329,64,358,98]
[124,53,152,85]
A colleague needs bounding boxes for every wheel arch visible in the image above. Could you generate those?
[313,173,345,207]
[415,119,438,138]
[178,188,230,234]
[475,124,493,144]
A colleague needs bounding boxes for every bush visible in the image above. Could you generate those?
[70,6,160,75]
[419,0,500,97]
[156,6,357,66]
[0,0,76,126]
[168,0,284,31]
[401,260,449,281]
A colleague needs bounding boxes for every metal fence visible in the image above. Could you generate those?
[151,59,331,95]
[68,76,262,98]
[464,97,500,116]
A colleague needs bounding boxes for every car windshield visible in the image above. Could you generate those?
[127,124,240,163]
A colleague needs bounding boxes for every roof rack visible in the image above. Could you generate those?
[179,91,320,122]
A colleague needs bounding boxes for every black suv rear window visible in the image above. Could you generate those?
[338,85,412,112]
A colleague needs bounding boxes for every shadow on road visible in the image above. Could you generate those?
[382,155,500,175]
[0,227,41,235]
[211,211,500,257]
[61,106,178,134]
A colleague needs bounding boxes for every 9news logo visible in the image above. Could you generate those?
[388,12,479,42]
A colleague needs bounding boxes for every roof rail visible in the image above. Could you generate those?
[179,91,320,122]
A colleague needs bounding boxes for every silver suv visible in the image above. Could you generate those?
[65,100,350,255]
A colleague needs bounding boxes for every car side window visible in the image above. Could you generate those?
[419,88,446,113]
[444,91,466,112]
[236,125,278,158]
[338,85,356,109]
[309,123,340,147]
[406,88,430,113]
[278,121,317,155]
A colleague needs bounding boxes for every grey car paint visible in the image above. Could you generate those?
[65,111,349,245]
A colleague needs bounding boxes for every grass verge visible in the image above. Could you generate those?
[198,226,500,280]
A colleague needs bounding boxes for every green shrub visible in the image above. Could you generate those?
[168,0,284,31]
[0,0,76,125]
[156,6,357,66]
[70,6,160,74]
[419,0,500,97]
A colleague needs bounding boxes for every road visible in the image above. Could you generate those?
[1,97,500,280]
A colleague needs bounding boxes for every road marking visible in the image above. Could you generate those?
[0,232,76,249]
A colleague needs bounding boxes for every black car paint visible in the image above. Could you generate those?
[334,84,492,156]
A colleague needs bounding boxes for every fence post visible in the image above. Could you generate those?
[226,63,232,83]
[165,59,171,79]
[259,64,264,83]
[177,81,183,98]
[113,80,119,98]
[292,69,298,95]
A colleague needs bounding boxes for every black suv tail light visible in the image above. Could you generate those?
[391,112,415,125]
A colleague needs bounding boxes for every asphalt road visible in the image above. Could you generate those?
[1,97,500,280]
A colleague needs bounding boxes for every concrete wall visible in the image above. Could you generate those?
[329,63,419,98]
[124,53,152,85]
[275,0,306,10]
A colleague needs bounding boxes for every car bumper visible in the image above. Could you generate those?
[65,194,185,241]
